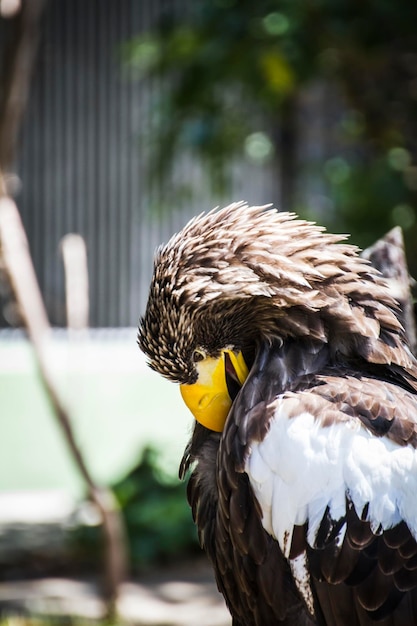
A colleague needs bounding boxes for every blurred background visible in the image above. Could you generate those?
[0,0,416,624]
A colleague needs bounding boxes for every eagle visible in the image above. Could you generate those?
[138,202,417,625]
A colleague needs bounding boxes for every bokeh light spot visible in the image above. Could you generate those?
[263,12,290,36]
[391,204,415,230]
[244,132,274,163]
[388,147,411,171]
[324,157,350,184]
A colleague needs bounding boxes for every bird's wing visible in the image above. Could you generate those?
[189,423,317,626]
[245,375,417,622]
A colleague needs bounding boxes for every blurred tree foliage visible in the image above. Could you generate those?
[112,447,199,570]
[124,0,417,274]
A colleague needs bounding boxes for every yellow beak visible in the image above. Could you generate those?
[180,350,249,432]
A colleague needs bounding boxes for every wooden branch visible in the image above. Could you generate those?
[0,197,128,613]
[0,1,128,616]
[362,226,417,356]
[0,0,46,184]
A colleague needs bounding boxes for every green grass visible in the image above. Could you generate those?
[0,332,192,498]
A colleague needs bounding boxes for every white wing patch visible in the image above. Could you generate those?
[246,395,417,558]
[289,552,315,616]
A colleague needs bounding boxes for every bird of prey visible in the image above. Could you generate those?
[138,202,417,625]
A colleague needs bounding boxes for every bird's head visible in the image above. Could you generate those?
[138,202,409,432]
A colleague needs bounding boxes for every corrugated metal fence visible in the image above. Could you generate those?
[17,0,183,327]
[2,0,331,327]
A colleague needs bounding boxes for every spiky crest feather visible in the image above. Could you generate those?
[139,202,415,383]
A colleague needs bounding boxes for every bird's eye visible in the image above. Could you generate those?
[193,349,206,363]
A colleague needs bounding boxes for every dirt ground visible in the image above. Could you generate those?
[0,488,231,625]
[0,560,231,626]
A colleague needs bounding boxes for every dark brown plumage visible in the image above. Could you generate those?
[138,202,417,625]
